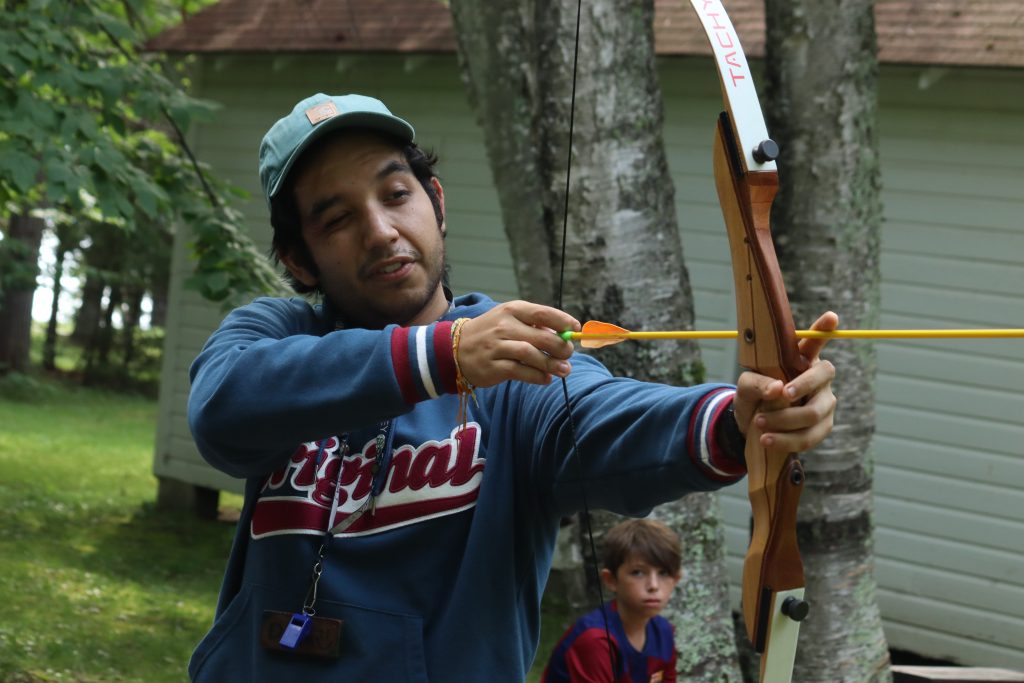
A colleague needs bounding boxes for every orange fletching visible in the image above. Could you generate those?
[579,320,631,348]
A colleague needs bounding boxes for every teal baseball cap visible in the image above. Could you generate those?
[258,93,415,202]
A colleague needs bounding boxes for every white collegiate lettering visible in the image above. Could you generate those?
[251,424,486,539]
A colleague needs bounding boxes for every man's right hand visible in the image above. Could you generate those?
[456,302,580,388]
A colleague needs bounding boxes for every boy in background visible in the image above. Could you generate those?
[543,519,682,683]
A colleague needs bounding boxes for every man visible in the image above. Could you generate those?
[186,93,836,682]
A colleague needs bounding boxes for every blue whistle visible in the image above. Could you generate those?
[279,613,312,649]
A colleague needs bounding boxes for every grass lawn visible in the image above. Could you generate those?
[0,376,237,683]
[0,374,577,682]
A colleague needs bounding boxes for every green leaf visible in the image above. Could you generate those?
[14,92,59,133]
[126,172,167,219]
[13,40,40,65]
[0,149,41,193]
[93,10,139,45]
[0,42,29,75]
[92,143,124,175]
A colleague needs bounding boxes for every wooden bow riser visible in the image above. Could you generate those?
[713,114,808,384]
[712,111,811,678]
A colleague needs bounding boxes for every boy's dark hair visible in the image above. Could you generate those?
[601,519,682,577]
[269,129,444,294]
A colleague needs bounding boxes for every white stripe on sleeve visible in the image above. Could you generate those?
[415,325,439,399]
[699,390,735,477]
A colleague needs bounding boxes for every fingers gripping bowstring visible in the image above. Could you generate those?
[556,0,619,673]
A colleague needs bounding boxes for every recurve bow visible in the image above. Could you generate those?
[689,1,812,681]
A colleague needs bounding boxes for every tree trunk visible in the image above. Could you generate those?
[0,213,45,374]
[449,1,555,304]
[43,238,69,371]
[72,273,104,344]
[450,1,740,679]
[149,273,169,329]
[763,0,890,681]
[121,286,144,369]
[97,283,121,366]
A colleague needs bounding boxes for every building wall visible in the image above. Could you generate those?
[153,54,1024,667]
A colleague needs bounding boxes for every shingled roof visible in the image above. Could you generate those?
[147,0,1024,69]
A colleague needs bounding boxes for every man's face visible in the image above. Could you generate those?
[602,553,680,621]
[285,132,449,328]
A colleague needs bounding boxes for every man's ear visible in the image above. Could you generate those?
[600,568,617,593]
[277,246,319,289]
[431,176,446,236]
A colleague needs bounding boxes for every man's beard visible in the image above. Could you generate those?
[329,242,448,329]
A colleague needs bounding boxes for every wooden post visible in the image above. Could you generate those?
[156,476,219,520]
[892,666,1024,683]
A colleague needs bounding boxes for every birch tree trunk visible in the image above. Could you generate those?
[763,0,890,680]
[449,1,741,679]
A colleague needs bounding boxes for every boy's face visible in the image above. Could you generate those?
[601,553,680,621]
[284,132,449,329]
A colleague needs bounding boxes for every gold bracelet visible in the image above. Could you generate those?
[450,318,477,430]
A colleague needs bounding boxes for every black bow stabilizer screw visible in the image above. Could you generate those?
[753,139,780,164]
[781,596,810,622]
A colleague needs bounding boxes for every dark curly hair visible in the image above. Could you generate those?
[269,129,444,294]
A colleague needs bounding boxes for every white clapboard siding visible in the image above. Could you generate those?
[154,54,1024,668]
[872,66,1023,668]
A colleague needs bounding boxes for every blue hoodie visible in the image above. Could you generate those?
[186,293,743,683]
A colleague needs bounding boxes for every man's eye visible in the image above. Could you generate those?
[387,189,411,202]
[324,213,350,229]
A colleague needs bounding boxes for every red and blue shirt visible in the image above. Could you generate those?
[543,600,677,683]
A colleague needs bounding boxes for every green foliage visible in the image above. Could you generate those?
[79,325,166,396]
[0,0,281,308]
[0,233,37,293]
[28,312,167,396]
[0,370,61,401]
[185,203,286,304]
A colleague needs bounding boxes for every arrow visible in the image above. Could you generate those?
[560,320,1024,349]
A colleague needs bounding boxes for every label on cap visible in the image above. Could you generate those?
[305,102,338,125]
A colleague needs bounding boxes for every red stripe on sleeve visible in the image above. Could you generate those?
[433,320,457,394]
[390,326,419,405]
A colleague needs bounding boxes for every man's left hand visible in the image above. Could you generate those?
[732,311,839,453]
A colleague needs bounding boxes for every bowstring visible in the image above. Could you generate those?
[556,0,619,674]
